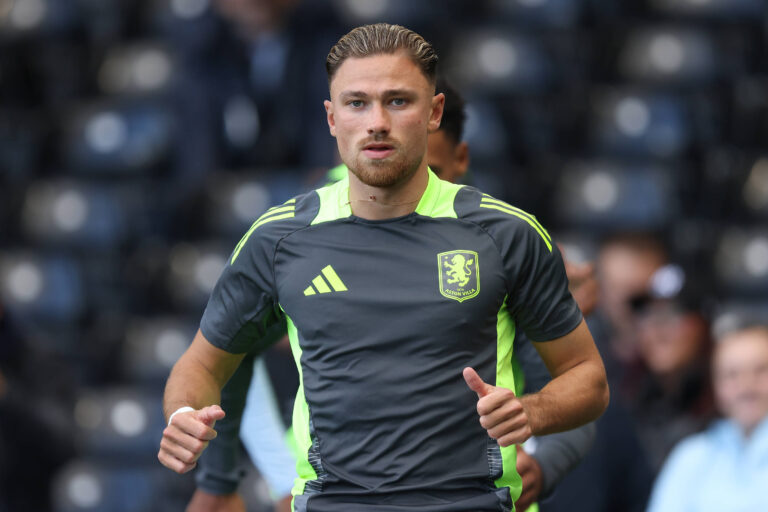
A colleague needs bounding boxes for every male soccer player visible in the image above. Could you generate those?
[188,79,598,512]
[159,23,609,511]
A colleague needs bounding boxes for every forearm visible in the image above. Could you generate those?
[525,320,609,436]
[529,421,596,496]
[163,356,223,421]
[521,359,608,436]
[163,330,245,421]
[196,353,256,494]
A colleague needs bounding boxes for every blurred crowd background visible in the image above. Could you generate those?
[1,0,767,511]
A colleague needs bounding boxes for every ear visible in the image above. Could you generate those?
[324,99,336,137]
[428,92,445,133]
[454,141,470,180]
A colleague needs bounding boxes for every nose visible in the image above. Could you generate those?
[367,103,390,137]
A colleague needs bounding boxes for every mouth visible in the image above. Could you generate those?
[362,143,395,160]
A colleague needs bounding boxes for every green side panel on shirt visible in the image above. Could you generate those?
[495,299,522,499]
[312,176,351,225]
[415,169,462,218]
[512,354,526,396]
[283,312,318,496]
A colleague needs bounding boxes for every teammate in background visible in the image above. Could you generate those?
[187,78,600,512]
[159,23,608,511]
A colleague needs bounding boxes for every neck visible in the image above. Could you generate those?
[347,165,430,220]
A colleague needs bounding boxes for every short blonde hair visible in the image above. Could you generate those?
[326,23,438,86]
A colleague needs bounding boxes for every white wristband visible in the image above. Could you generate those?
[168,406,195,426]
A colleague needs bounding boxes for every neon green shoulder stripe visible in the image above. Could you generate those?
[479,197,552,252]
[481,195,551,243]
[231,198,297,264]
[312,176,351,225]
[414,169,463,218]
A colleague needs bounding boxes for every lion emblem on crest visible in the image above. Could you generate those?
[437,250,480,302]
[444,254,474,288]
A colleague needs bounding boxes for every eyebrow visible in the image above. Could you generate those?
[339,89,417,100]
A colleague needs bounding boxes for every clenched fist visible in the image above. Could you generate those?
[158,405,225,474]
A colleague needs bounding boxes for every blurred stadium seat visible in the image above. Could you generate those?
[460,98,512,165]
[650,0,765,19]
[203,172,272,237]
[0,251,84,322]
[0,0,79,38]
[121,316,196,383]
[63,98,174,175]
[714,227,768,297]
[618,26,717,85]
[166,241,230,312]
[331,0,432,26]
[97,41,177,96]
[147,0,215,39]
[450,29,555,95]
[21,180,129,248]
[489,0,584,28]
[554,160,676,230]
[590,89,690,157]
[52,459,189,512]
[73,387,165,459]
[742,157,768,218]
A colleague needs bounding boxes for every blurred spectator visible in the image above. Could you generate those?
[629,264,716,472]
[594,232,669,383]
[647,323,768,512]
[541,233,669,512]
[172,0,342,184]
[0,302,76,512]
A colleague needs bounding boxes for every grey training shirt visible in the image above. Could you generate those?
[200,170,583,512]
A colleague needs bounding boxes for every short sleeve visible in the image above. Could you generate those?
[200,225,282,354]
[504,222,582,342]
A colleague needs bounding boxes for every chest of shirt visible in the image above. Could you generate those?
[274,217,511,351]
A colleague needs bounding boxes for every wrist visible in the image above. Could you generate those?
[168,406,195,426]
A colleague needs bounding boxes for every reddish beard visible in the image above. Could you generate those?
[348,150,423,188]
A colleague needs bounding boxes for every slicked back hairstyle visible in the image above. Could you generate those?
[326,23,438,87]
[435,76,466,145]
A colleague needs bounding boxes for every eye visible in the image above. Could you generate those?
[390,98,406,107]
[348,100,364,108]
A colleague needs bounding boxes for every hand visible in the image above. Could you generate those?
[463,367,531,447]
[158,405,225,474]
[563,258,598,316]
[514,447,543,512]
[186,489,246,512]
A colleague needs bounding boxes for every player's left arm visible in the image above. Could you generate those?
[464,321,607,447]
[525,320,608,435]
[513,331,596,500]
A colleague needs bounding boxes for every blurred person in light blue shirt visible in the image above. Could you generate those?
[647,323,768,512]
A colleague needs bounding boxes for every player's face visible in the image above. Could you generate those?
[427,130,469,184]
[325,52,444,188]
[713,329,768,434]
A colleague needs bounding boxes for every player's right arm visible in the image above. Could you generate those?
[158,329,245,474]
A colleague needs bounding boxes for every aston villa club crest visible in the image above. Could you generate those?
[438,250,480,302]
